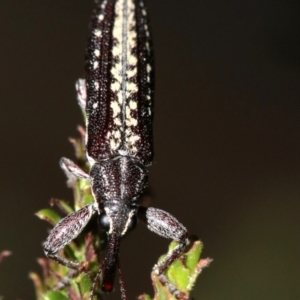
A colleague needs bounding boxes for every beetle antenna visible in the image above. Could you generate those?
[118,258,126,300]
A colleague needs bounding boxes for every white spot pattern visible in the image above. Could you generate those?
[93,61,99,70]
[94,29,101,37]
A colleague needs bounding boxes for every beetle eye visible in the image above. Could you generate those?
[98,214,110,231]
[127,215,137,232]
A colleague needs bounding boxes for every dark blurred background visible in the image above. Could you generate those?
[0,0,299,299]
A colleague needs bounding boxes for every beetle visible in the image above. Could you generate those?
[43,0,189,299]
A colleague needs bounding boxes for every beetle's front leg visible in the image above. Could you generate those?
[137,207,189,275]
[60,157,89,187]
[43,202,98,269]
[75,78,87,112]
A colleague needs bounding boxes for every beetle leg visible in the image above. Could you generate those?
[137,206,189,299]
[138,206,189,274]
[60,157,89,186]
[75,78,87,112]
[117,258,127,300]
[43,202,97,269]
[158,273,189,300]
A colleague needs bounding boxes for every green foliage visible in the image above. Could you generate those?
[31,131,103,300]
[139,241,212,300]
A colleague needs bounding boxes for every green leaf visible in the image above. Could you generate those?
[29,272,44,300]
[35,209,61,225]
[78,178,91,190]
[63,244,78,262]
[69,279,80,296]
[185,240,202,272]
[76,273,92,295]
[82,192,94,207]
[52,198,74,215]
[168,240,178,251]
[43,291,68,300]
[138,294,152,300]
[166,259,189,290]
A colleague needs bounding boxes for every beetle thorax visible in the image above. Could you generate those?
[89,156,147,205]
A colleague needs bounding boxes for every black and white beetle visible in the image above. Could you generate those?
[44,0,189,298]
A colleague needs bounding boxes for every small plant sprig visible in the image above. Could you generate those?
[140,240,212,300]
[31,128,104,300]
[30,128,212,300]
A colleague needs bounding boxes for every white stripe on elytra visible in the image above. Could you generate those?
[109,0,140,152]
[123,0,140,152]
